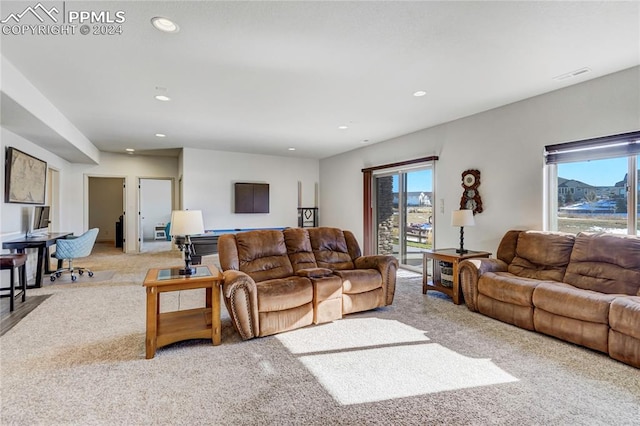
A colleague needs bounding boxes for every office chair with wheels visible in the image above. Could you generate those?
[50,228,99,282]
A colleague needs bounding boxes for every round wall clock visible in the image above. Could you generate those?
[459,169,483,214]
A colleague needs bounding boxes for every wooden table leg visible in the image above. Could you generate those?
[211,282,221,346]
[146,286,158,359]
[206,287,212,308]
[452,260,460,305]
[35,247,45,288]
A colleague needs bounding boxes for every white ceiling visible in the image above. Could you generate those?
[1,1,639,161]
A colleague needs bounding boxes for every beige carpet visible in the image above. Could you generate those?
[45,269,116,285]
[1,244,639,425]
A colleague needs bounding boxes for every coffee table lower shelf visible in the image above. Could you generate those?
[156,307,213,348]
[423,281,454,299]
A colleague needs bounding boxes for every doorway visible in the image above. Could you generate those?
[138,178,174,253]
[88,177,125,251]
[47,168,60,231]
[374,166,434,272]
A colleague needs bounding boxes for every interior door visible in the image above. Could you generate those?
[138,178,174,253]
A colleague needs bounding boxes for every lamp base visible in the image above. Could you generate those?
[456,226,468,255]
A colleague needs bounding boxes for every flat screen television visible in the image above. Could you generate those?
[32,205,50,235]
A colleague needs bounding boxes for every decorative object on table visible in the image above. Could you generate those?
[451,209,475,254]
[439,260,454,288]
[4,147,47,204]
[50,228,99,282]
[459,169,483,214]
[297,207,318,228]
[170,210,205,275]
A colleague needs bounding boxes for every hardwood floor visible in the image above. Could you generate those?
[0,295,50,337]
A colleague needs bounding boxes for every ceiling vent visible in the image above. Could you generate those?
[553,67,591,81]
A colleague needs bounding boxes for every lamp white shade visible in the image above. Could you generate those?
[451,209,475,227]
[170,210,204,236]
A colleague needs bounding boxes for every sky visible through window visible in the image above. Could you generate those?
[391,160,626,192]
[558,157,627,186]
[392,169,433,192]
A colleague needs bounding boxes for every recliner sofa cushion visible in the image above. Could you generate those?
[256,276,313,312]
[532,282,617,324]
[564,233,640,295]
[236,230,294,282]
[334,269,382,294]
[307,227,355,270]
[609,296,640,340]
[507,231,575,282]
[284,228,318,271]
[478,272,544,307]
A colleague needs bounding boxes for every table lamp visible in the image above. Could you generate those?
[170,210,205,275]
[451,209,475,254]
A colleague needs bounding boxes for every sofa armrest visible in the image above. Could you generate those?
[459,258,508,312]
[222,270,259,340]
[354,255,399,305]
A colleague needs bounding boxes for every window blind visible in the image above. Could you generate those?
[544,130,640,164]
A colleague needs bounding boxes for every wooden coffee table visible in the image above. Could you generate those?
[143,265,224,359]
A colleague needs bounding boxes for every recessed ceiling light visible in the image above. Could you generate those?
[151,17,179,33]
[288,147,296,151]
[338,125,349,130]
[413,91,427,97]
[155,133,167,138]
[126,148,135,152]
[154,95,171,101]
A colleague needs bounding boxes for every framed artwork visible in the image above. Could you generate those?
[4,147,47,204]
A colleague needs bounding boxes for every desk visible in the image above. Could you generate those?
[143,265,224,359]
[3,232,73,288]
[422,249,491,304]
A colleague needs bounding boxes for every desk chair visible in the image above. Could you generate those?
[0,253,28,311]
[50,228,99,282]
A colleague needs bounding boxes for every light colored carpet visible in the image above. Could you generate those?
[1,244,639,425]
[46,270,116,285]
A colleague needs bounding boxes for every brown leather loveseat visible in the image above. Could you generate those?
[460,230,640,368]
[218,227,398,340]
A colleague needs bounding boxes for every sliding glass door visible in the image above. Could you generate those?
[374,166,433,272]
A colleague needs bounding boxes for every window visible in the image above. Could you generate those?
[544,131,639,235]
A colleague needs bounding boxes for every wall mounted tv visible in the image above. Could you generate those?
[234,183,269,213]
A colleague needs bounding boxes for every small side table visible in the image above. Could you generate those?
[423,249,491,304]
[143,265,224,359]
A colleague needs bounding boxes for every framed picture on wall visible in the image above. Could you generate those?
[4,147,47,204]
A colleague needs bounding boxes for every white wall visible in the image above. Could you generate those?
[1,128,69,239]
[320,66,640,253]
[181,148,319,230]
[63,152,179,252]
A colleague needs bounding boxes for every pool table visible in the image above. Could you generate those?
[190,227,287,260]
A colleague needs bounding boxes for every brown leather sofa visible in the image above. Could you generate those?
[218,227,398,339]
[460,230,640,368]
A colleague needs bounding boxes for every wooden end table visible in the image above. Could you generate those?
[143,265,224,359]
[422,249,491,305]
